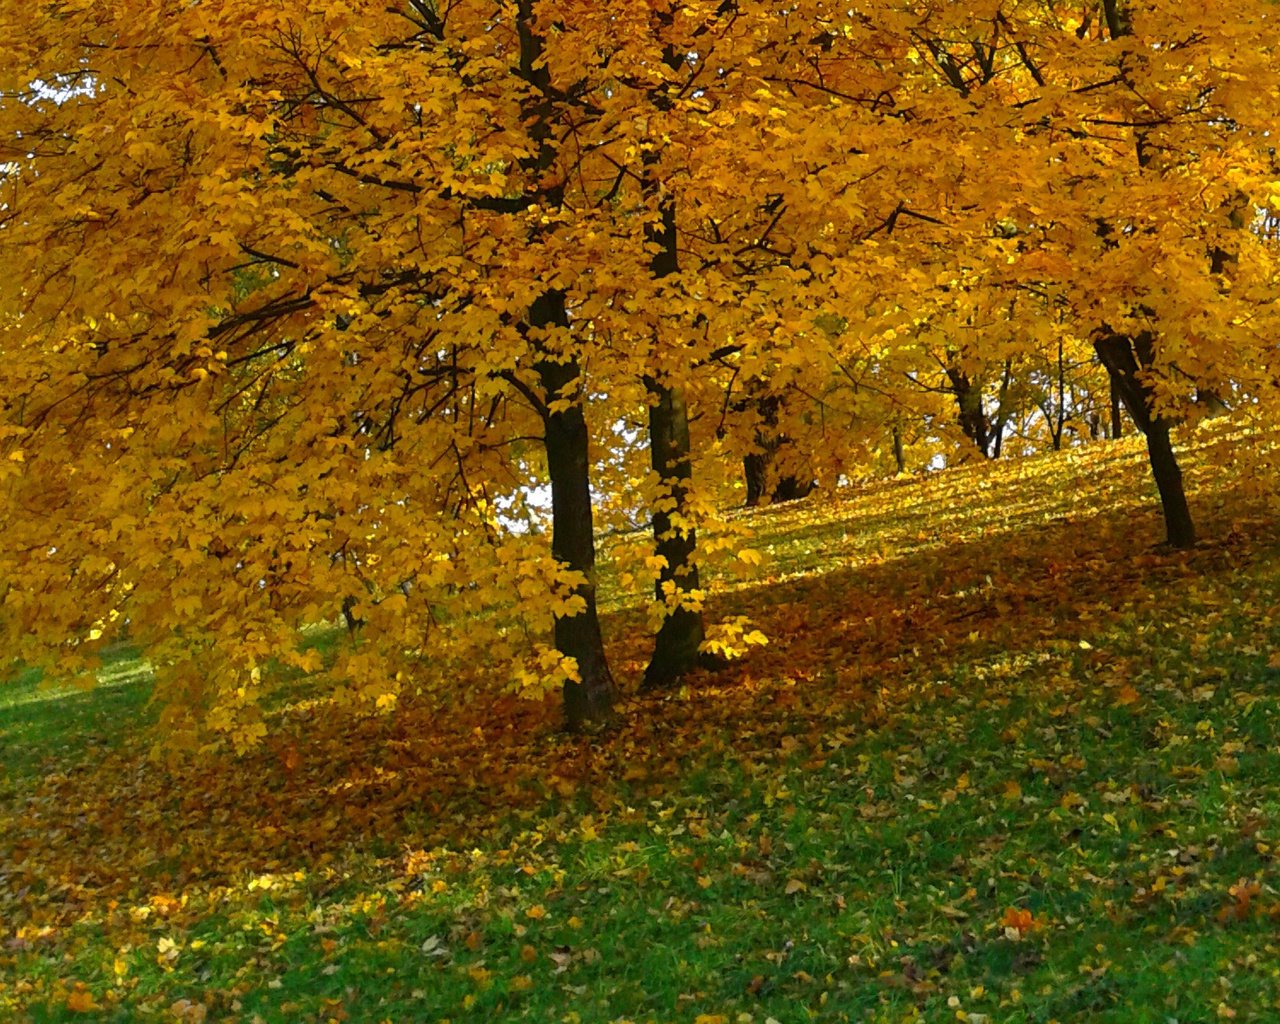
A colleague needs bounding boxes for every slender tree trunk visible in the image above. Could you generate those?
[1101,0,1132,40]
[892,422,906,475]
[639,122,710,687]
[643,377,709,688]
[341,595,363,634]
[743,450,767,507]
[992,358,1014,458]
[1094,5,1192,548]
[531,290,617,729]
[1095,332,1195,548]
[1110,377,1124,439]
[1053,337,1067,451]
[512,5,616,726]
[946,365,994,458]
[1143,420,1196,549]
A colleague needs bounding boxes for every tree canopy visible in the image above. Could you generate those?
[2,0,1279,745]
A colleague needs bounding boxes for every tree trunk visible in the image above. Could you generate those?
[743,450,767,507]
[643,377,709,688]
[945,365,994,458]
[738,392,815,504]
[1095,332,1196,548]
[1101,0,1132,40]
[892,422,906,474]
[1110,376,1124,439]
[771,475,816,503]
[531,290,617,729]
[1094,6,1193,548]
[638,124,711,688]
[1195,387,1231,418]
[1052,339,1066,451]
[341,595,363,634]
[1143,419,1196,549]
[992,357,1014,458]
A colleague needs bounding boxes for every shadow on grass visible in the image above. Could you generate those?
[3,428,1275,931]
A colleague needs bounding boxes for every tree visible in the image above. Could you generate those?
[870,0,1280,544]
[4,0,1279,748]
[0,0,646,737]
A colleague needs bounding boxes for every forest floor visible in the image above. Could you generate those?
[3,423,1280,1023]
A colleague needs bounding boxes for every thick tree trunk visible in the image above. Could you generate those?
[531,290,617,729]
[743,448,814,505]
[643,378,709,688]
[1095,332,1196,548]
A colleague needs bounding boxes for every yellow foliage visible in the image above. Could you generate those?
[0,0,1278,746]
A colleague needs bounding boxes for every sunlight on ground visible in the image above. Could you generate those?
[0,662,153,711]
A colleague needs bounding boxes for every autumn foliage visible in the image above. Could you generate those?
[2,2,1280,735]
[8,3,1280,1018]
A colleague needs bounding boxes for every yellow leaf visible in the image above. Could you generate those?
[66,989,98,1013]
[785,878,807,895]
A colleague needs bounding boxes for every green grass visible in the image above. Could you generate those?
[0,647,153,790]
[3,428,1280,1021]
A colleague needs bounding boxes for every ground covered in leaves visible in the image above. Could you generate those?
[4,425,1280,1022]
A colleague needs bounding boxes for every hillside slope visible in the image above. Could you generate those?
[3,424,1280,1022]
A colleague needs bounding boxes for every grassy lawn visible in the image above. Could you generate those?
[3,424,1280,1022]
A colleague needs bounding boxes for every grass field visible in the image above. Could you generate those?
[3,424,1280,1022]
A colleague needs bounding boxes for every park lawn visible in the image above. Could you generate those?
[3,423,1280,1022]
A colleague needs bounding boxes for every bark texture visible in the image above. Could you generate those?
[532,290,618,729]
